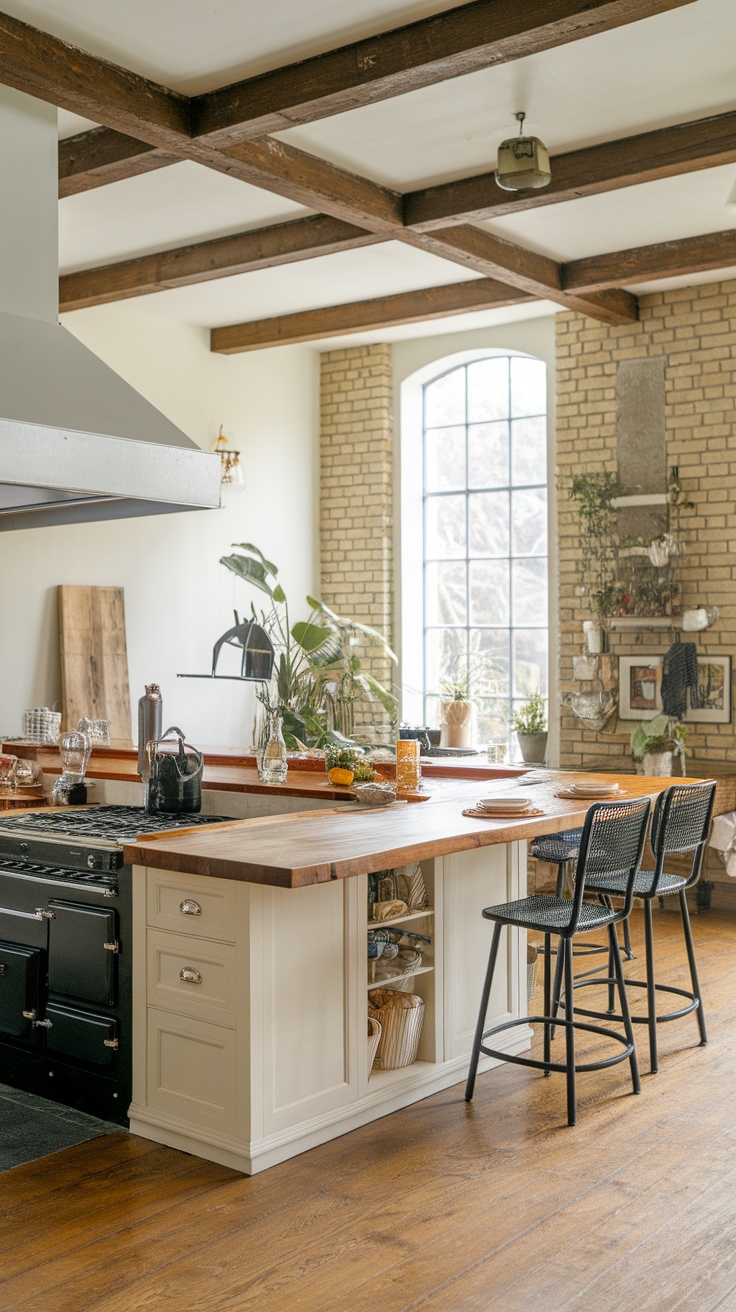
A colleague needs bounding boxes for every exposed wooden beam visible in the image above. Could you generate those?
[406,225,639,323]
[59,128,175,198]
[59,216,381,311]
[192,0,696,142]
[564,228,736,290]
[404,110,736,229]
[210,279,532,353]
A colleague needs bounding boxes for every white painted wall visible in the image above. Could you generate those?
[0,304,320,748]
[392,316,560,765]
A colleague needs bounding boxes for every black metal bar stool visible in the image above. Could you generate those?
[562,780,716,1075]
[531,828,634,969]
[466,796,651,1126]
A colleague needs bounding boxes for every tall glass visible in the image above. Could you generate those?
[396,739,421,794]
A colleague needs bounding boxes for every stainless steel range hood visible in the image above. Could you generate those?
[0,87,221,531]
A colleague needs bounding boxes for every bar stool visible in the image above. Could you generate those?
[531,828,634,967]
[565,780,716,1074]
[466,796,651,1126]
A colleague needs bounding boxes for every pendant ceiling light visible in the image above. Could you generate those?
[495,112,552,192]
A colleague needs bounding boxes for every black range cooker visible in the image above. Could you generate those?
[0,805,229,1125]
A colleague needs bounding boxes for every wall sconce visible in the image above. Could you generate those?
[213,425,243,486]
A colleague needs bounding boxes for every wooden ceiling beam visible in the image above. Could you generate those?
[59,216,382,311]
[210,279,532,353]
[564,228,736,290]
[59,127,176,198]
[407,225,639,323]
[404,110,736,229]
[192,0,697,143]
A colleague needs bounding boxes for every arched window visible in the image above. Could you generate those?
[420,353,548,749]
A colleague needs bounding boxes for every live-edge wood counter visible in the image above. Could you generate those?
[123,772,677,888]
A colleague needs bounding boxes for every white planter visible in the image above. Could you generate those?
[440,699,476,749]
[642,750,674,777]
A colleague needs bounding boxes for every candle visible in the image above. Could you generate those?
[396,739,421,794]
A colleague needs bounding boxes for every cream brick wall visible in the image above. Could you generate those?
[557,279,736,769]
[320,344,394,726]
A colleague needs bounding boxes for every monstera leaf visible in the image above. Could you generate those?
[220,543,279,598]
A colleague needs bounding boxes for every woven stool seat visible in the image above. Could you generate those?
[530,828,583,864]
[483,895,615,936]
[587,868,687,899]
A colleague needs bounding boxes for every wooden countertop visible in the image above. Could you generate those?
[3,742,525,800]
[123,772,683,890]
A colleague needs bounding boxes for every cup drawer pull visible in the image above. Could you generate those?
[179,899,202,917]
[180,966,202,985]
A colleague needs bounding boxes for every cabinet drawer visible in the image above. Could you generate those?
[146,872,236,942]
[146,1007,239,1136]
[147,931,237,1027]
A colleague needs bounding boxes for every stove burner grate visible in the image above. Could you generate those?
[0,805,230,844]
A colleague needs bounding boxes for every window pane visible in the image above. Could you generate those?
[469,491,510,557]
[512,558,547,625]
[425,495,466,558]
[510,356,546,418]
[424,368,465,427]
[467,357,509,422]
[512,416,547,486]
[425,628,466,697]
[425,561,467,625]
[470,560,509,625]
[470,629,510,696]
[468,422,509,489]
[425,426,466,492]
[512,487,547,556]
[477,699,512,746]
[513,629,548,697]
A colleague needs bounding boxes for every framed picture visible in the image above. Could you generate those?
[685,655,732,724]
[618,656,662,719]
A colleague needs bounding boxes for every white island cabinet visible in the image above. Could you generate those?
[129,842,530,1175]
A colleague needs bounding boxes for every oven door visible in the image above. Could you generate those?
[47,900,118,1007]
[0,941,43,1039]
[45,1004,118,1067]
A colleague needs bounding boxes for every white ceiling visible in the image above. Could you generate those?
[21,0,736,343]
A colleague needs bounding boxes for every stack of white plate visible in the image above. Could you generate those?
[563,780,621,799]
[478,795,536,817]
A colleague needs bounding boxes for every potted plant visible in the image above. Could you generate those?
[439,667,476,749]
[569,472,620,649]
[219,543,398,751]
[631,714,689,777]
[512,692,548,764]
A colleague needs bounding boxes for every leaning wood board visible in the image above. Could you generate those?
[58,585,132,744]
[124,772,690,890]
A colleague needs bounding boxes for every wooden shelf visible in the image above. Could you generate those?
[608,616,682,630]
[367,908,434,929]
[367,965,434,990]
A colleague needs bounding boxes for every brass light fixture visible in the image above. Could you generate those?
[213,425,243,485]
[495,112,552,192]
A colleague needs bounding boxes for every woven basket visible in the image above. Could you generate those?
[367,1016,382,1076]
[368,989,425,1071]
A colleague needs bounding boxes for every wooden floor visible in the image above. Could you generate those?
[1,907,736,1312]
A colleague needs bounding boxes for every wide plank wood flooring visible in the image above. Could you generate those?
[1,907,735,1312]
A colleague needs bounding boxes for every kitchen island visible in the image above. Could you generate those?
[120,771,675,1175]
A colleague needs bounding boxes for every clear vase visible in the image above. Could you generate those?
[261,710,288,784]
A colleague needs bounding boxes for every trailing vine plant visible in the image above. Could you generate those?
[568,472,620,625]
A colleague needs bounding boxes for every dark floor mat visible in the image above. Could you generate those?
[0,1083,121,1171]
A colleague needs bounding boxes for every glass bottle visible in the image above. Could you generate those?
[261,709,288,784]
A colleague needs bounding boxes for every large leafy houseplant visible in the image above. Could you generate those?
[219,543,398,749]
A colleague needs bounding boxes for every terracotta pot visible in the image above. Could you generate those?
[440,699,476,749]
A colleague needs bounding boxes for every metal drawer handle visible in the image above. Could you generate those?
[33,1018,52,1029]
[180,966,202,985]
[34,908,55,919]
[179,899,202,917]
[22,1009,36,1020]
[103,1037,119,1050]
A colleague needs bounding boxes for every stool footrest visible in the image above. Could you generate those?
[567,976,700,1025]
[473,1013,634,1081]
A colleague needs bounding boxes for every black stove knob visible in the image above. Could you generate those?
[87,854,100,869]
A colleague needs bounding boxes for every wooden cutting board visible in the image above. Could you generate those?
[58,585,132,744]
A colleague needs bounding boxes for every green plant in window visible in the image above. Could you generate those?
[512,692,547,736]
